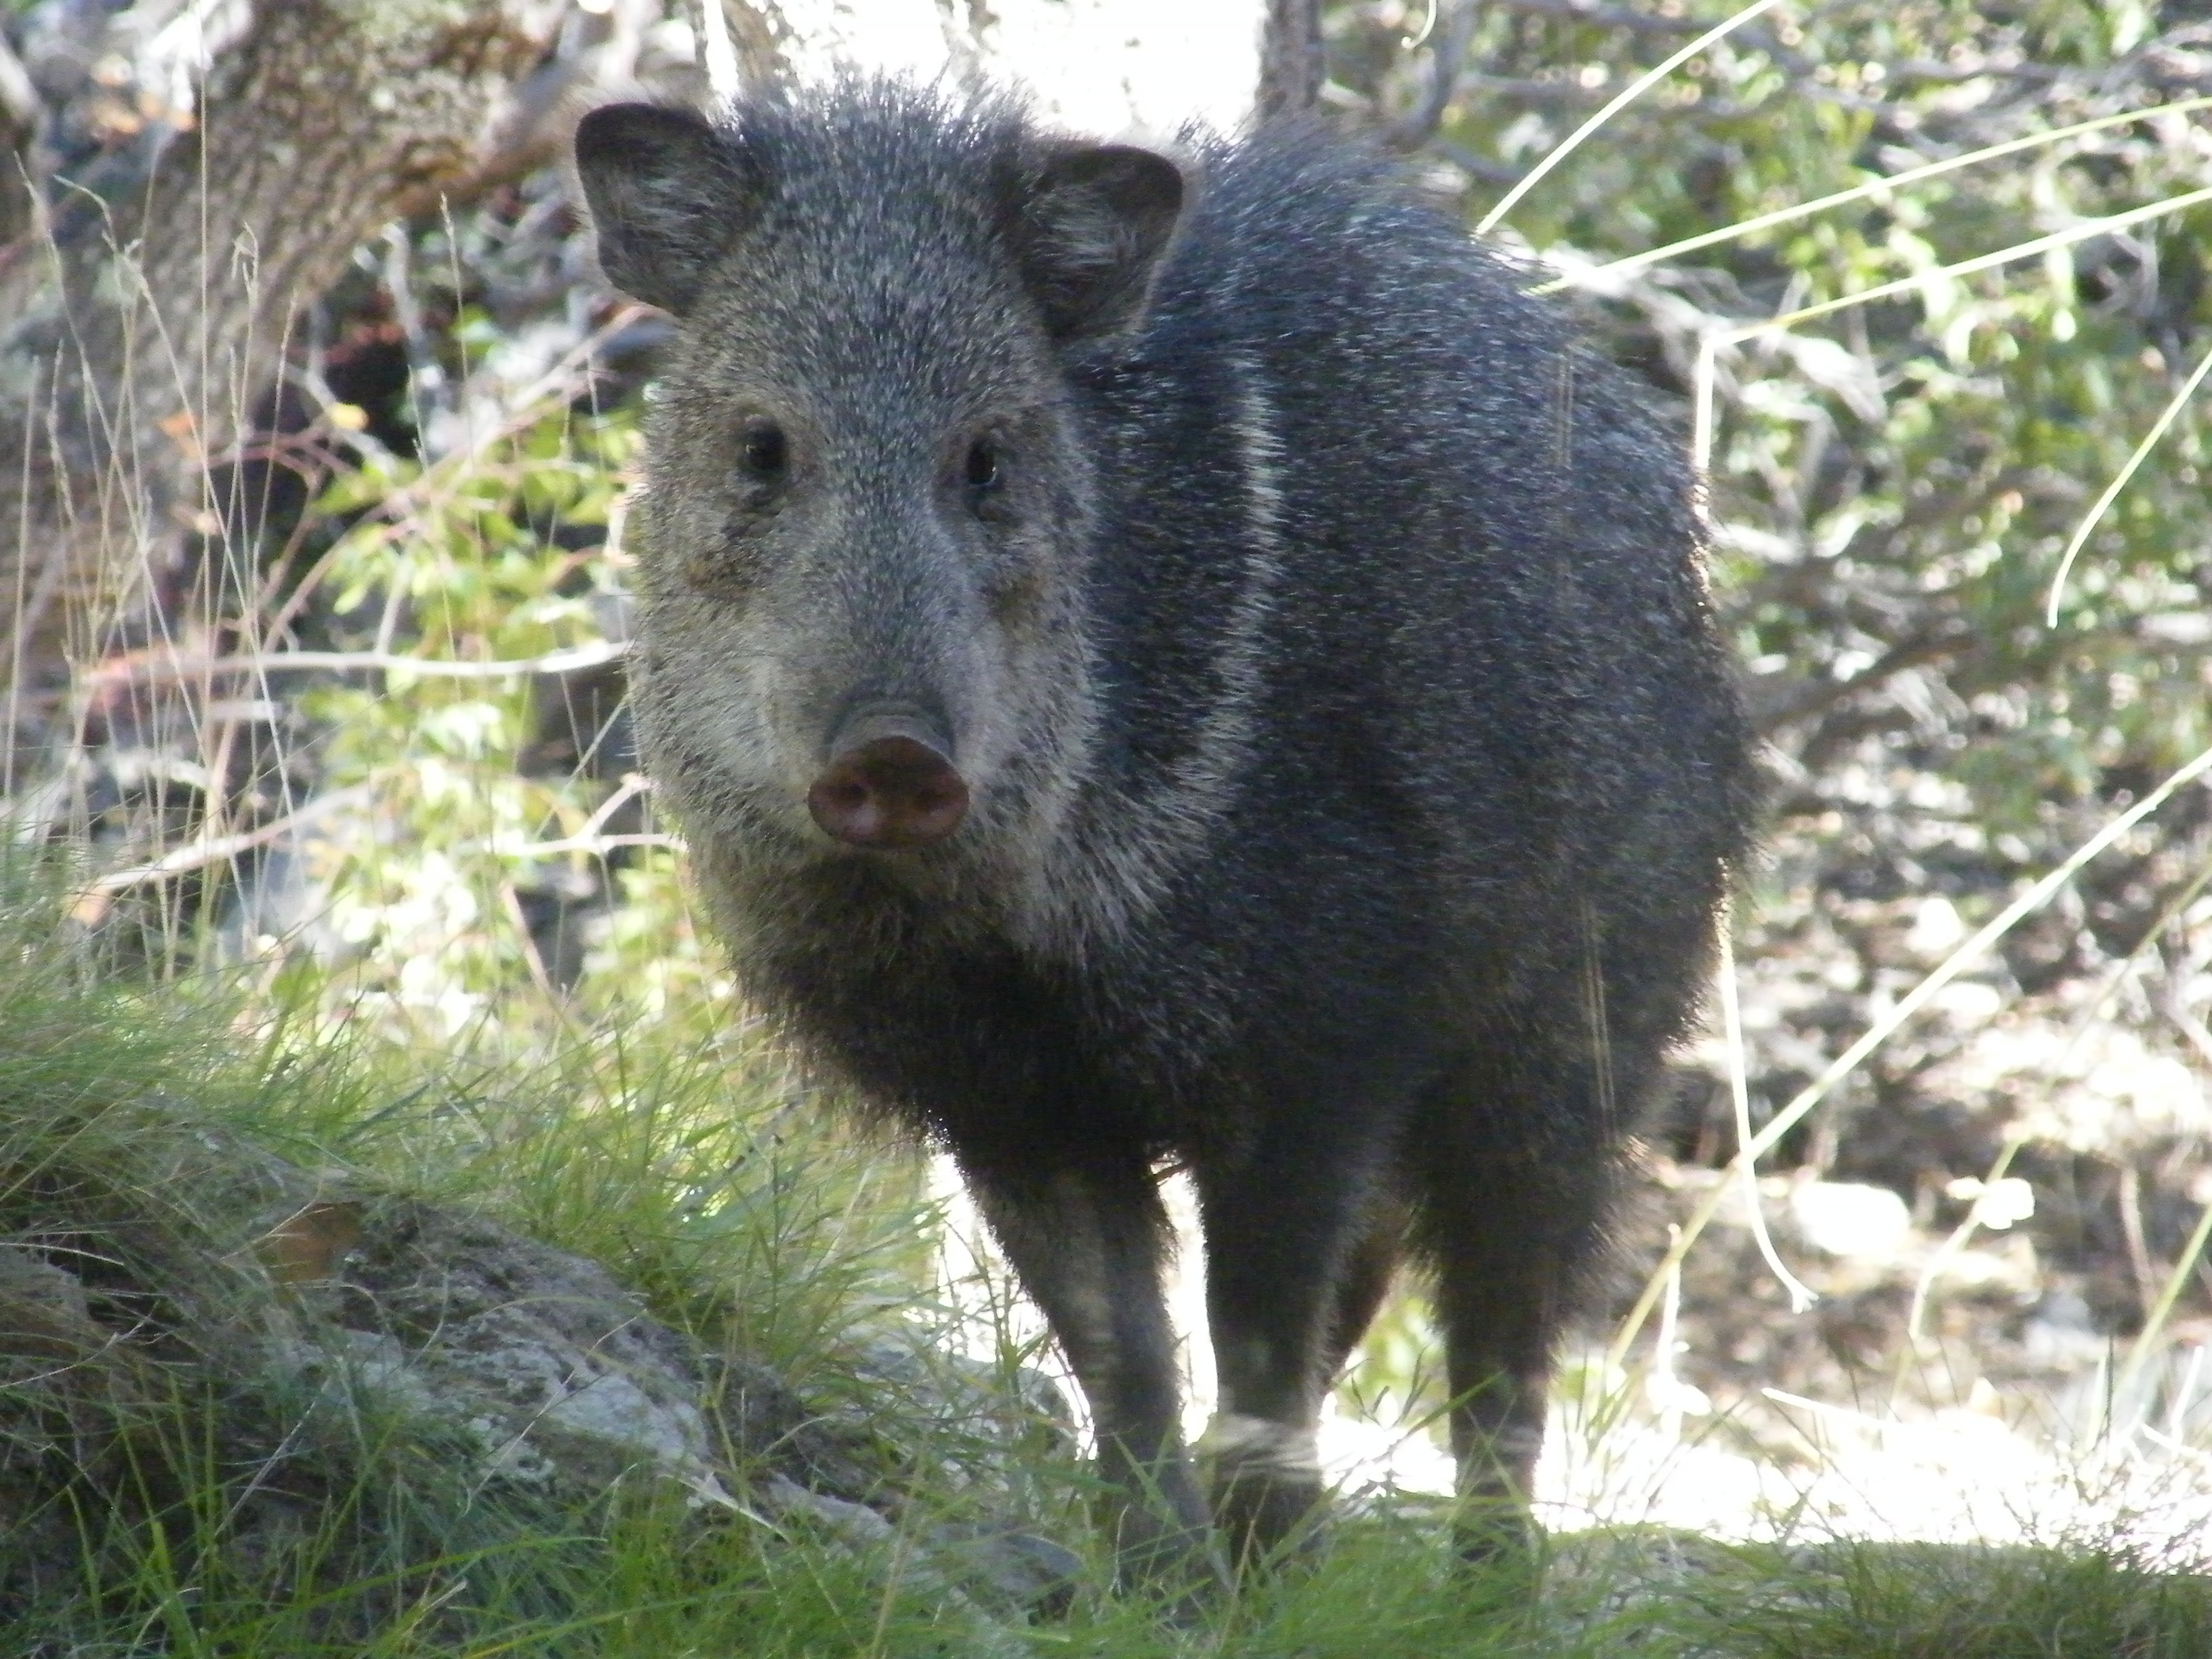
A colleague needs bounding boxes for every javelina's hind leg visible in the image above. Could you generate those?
[962,1158,1221,1597]
[1414,1060,1620,1563]
[1195,1128,1400,1569]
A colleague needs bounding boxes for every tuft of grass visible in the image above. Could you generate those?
[0,851,586,1651]
[0,851,957,1654]
[1602,1534,2212,1658]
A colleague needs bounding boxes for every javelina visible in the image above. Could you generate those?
[573,79,1757,1586]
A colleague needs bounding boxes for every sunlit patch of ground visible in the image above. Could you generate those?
[929,1155,2212,1560]
[1534,1376,2212,1553]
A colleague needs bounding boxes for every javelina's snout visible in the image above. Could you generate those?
[806,709,970,849]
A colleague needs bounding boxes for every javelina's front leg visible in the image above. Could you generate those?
[962,1158,1221,1597]
[1195,1125,1399,1568]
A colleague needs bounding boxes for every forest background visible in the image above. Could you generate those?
[4,0,2212,1653]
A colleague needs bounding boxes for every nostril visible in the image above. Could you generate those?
[807,733,968,848]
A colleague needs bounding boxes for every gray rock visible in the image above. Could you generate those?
[5,1138,1086,1629]
[321,1197,731,1504]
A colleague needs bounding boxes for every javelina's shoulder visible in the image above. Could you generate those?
[1170,121,1535,308]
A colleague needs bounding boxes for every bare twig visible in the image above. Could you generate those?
[2118,1160,2161,1322]
[485,776,674,861]
[1746,623,1980,735]
[84,638,629,691]
[576,771,652,839]
[84,784,372,893]
[1387,1,1481,149]
[1429,138,1525,187]
[489,832,683,859]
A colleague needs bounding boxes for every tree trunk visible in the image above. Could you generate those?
[0,32,35,250]
[1258,0,1325,121]
[2,0,572,736]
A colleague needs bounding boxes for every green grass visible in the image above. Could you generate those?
[6,856,2212,1656]
[1585,1534,2212,1658]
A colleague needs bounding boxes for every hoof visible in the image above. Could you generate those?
[1200,1412,1328,1572]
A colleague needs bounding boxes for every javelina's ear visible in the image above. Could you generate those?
[1013,143,1185,341]
[574,104,761,316]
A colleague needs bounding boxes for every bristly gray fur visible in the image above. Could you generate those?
[575,75,1759,1589]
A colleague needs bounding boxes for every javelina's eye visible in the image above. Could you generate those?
[964,438,1001,497]
[738,420,787,482]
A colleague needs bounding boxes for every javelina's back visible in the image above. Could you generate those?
[1084,126,1744,1015]
[575,81,1755,1597]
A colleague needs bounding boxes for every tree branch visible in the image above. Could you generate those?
[83,640,631,693]
[1748,623,1980,737]
[1387,1,1482,150]
[84,784,372,893]
[1258,0,1325,121]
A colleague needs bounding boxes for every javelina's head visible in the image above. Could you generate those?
[574,85,1183,895]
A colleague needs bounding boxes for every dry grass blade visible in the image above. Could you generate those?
[2120,1196,2212,1402]
[1536,94,2212,295]
[1746,185,2212,340]
[1612,736,2212,1368]
[1477,0,1785,237]
[1692,182,2212,470]
[1718,922,1816,1313]
[2043,330,2212,627]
